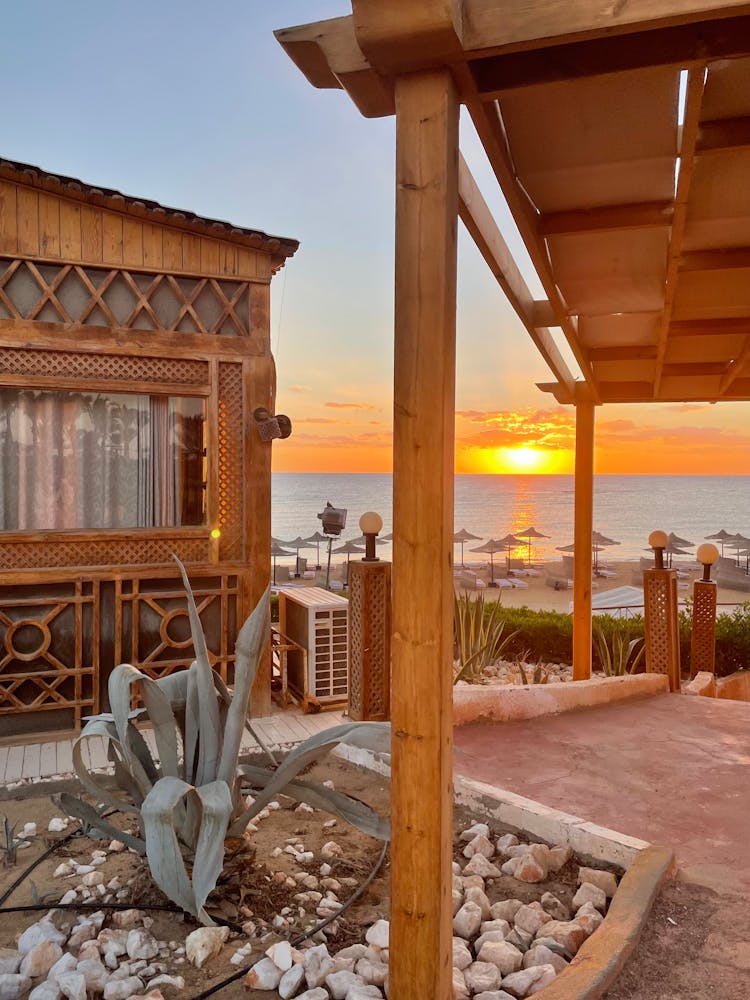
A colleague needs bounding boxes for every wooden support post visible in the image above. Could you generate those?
[391,69,458,1000]
[573,394,595,680]
[643,567,681,691]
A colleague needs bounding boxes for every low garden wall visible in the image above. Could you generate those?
[453,674,669,727]
[716,669,750,701]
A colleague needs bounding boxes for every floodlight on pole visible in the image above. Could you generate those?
[317,502,347,588]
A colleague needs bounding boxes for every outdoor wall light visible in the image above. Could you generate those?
[210,528,221,540]
[697,542,720,581]
[359,511,383,562]
[253,407,292,441]
[648,529,669,569]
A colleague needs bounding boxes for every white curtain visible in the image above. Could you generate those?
[0,389,204,531]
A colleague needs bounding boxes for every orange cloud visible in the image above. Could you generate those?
[287,384,310,393]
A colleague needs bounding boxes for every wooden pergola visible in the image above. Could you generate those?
[277,3,750,996]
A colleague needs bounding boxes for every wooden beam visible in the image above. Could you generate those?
[653,67,706,396]
[391,68,457,1000]
[680,247,750,271]
[468,15,750,92]
[458,155,577,395]
[588,345,658,362]
[719,334,750,393]
[669,317,750,336]
[539,201,673,237]
[573,392,595,682]
[697,115,750,153]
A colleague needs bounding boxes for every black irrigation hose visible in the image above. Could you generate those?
[0,821,88,908]
[192,839,390,1000]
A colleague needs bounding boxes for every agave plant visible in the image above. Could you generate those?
[592,621,646,677]
[64,558,390,925]
[454,592,518,684]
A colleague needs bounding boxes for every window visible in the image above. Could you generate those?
[0,389,206,530]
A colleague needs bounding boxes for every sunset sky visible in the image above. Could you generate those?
[3,2,749,475]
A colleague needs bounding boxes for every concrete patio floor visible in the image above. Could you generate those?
[454,692,750,895]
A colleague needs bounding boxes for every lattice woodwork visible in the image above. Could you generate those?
[116,574,238,684]
[0,257,251,336]
[0,537,208,571]
[690,580,717,678]
[217,362,244,560]
[348,562,391,721]
[643,569,681,692]
[0,345,208,386]
[0,580,98,729]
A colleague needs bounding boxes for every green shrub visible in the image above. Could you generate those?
[454,593,518,684]
[489,605,573,665]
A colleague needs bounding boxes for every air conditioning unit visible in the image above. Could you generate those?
[278,587,349,711]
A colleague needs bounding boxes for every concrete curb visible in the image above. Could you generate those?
[536,844,675,1000]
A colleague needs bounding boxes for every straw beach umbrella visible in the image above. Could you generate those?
[270,541,294,586]
[333,540,365,583]
[515,526,549,565]
[729,532,750,566]
[469,539,507,584]
[496,533,525,571]
[454,528,481,567]
[304,530,328,569]
[705,528,735,558]
[281,536,312,577]
[668,532,694,548]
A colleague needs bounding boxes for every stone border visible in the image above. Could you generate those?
[453,673,669,727]
[336,745,675,1000]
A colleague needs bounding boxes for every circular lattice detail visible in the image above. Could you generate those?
[0,347,208,386]
[4,619,51,661]
[160,609,194,649]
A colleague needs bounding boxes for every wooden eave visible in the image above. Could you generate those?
[0,158,299,261]
[277,0,750,404]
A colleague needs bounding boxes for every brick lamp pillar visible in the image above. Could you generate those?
[348,511,391,721]
[643,529,681,692]
[690,543,719,679]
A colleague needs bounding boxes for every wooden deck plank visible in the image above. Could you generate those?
[0,745,9,783]
[39,742,57,778]
[56,739,74,775]
[4,745,24,783]
[21,743,41,780]
[87,736,109,771]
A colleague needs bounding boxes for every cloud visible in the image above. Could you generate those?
[324,401,382,412]
[456,407,576,451]
[287,384,310,393]
[294,417,343,425]
[665,403,709,413]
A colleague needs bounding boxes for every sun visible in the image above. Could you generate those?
[493,447,546,473]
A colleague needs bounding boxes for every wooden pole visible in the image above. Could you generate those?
[391,69,458,1000]
[573,394,595,680]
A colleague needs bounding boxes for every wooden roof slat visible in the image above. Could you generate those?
[697,116,750,153]
[539,201,674,237]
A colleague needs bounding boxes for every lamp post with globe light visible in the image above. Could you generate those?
[643,529,681,691]
[691,543,720,679]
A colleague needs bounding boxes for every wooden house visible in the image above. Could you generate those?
[0,159,297,736]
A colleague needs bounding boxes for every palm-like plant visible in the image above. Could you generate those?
[592,622,645,676]
[454,592,518,684]
[64,559,390,925]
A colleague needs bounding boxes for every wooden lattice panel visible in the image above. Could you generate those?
[0,257,251,336]
[116,574,238,683]
[0,345,208,387]
[690,580,717,678]
[217,361,244,560]
[643,569,681,692]
[0,536,207,571]
[348,562,391,721]
[0,579,98,729]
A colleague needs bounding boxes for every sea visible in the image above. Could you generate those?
[272,473,750,566]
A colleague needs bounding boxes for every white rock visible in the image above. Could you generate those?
[335,944,367,963]
[495,833,520,855]
[82,872,104,888]
[22,823,37,838]
[502,855,547,883]
[265,940,293,972]
[577,867,618,897]
[535,921,587,956]
[463,835,494,860]
[147,976,184,991]
[321,842,343,858]
[572,882,607,913]
[102,977,144,1000]
[96,931,129,960]
[575,902,604,937]
[47,819,67,833]
[540,893,570,922]
[29,982,62,1000]
[500,963,557,997]
[68,923,96,951]
[47,954,78,982]
[547,846,573,873]
[108,841,125,853]
[514,903,552,937]
[453,939,472,971]
[474,930,510,954]
[303,945,335,989]
[464,887,491,921]
[295,991,328,1000]
[73,866,94,877]
[244,957,283,990]
[56,971,86,1000]
[453,901,483,940]
[0,974,31,1000]
[464,961,502,994]
[325,969,365,999]
[184,926,229,969]
[18,923,66,957]
[347,987,382,1000]
[354,958,388,987]
[126,930,158,962]
[365,920,389,951]
[477,940,523,976]
[490,900,524,922]
[522,945,568,974]
[53,864,73,879]
[463,854,502,878]
[76,959,108,992]
[452,967,469,999]
[20,942,63,980]
[474,993,515,1000]
[278,964,305,999]
[459,822,490,843]
[0,953,19,977]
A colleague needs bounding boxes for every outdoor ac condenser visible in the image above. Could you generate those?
[278,587,349,710]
